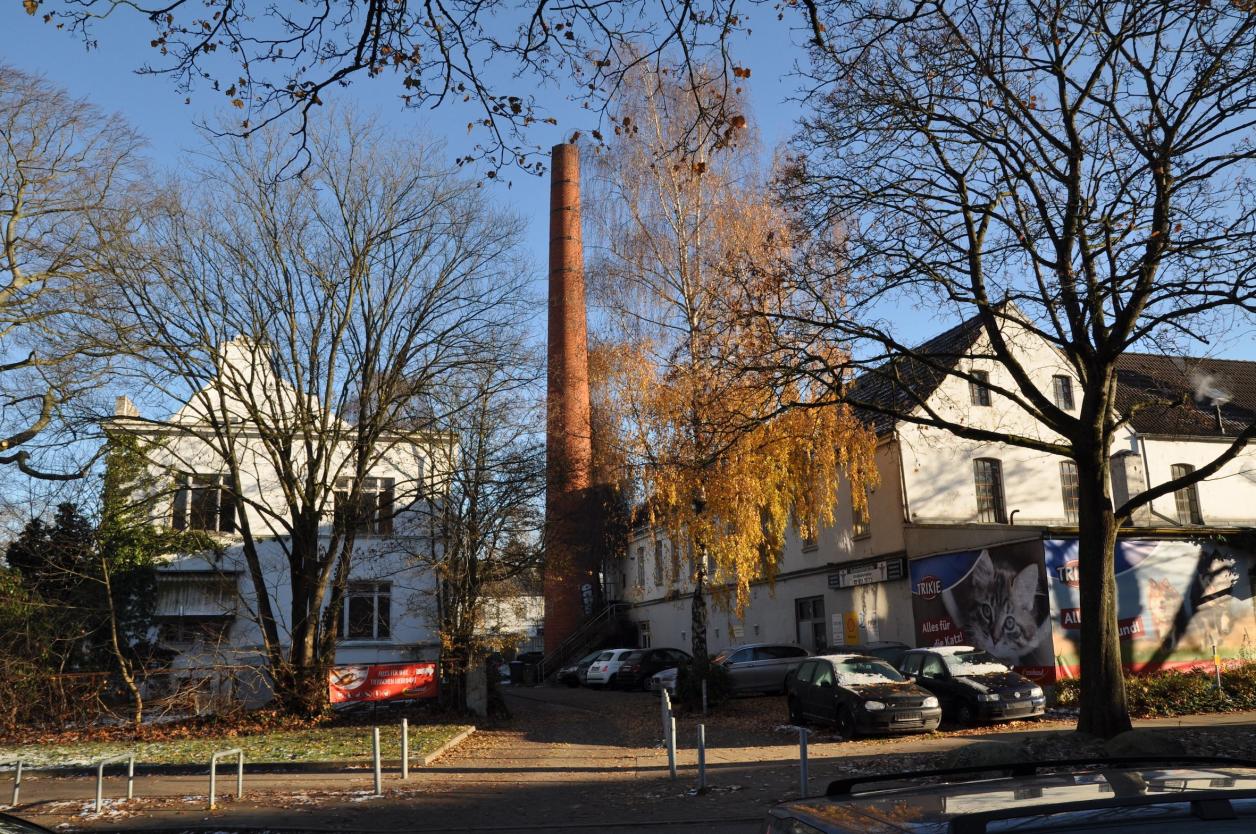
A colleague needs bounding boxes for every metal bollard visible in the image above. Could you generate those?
[701,679,708,715]
[1,759,23,807]
[661,688,671,740]
[1214,643,1223,692]
[668,716,677,779]
[208,748,244,811]
[93,752,135,813]
[799,727,809,797]
[697,724,707,792]
[372,727,382,796]
[401,718,410,780]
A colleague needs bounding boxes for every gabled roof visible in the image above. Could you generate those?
[846,314,986,434]
[1115,353,1256,438]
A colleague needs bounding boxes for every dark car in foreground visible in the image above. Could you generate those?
[556,650,605,687]
[0,812,53,833]
[615,647,692,690]
[785,654,941,738]
[765,757,1256,833]
[898,646,1045,724]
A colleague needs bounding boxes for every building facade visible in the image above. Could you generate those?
[614,317,1256,680]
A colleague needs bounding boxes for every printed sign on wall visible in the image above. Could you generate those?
[1044,538,1256,678]
[329,662,438,704]
[908,540,1054,680]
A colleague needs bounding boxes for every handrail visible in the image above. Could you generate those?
[539,601,627,678]
[0,758,22,808]
[93,752,135,813]
[208,747,244,810]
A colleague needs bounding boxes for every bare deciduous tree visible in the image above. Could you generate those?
[753,0,1256,738]
[0,64,145,479]
[94,113,528,715]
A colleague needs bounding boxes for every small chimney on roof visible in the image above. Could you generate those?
[114,395,139,418]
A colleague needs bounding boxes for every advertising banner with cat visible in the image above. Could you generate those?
[908,541,1056,681]
[1045,538,1256,678]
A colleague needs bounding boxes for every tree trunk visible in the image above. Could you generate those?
[1074,447,1132,739]
[690,567,708,674]
[99,557,143,729]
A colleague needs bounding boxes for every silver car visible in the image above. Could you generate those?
[714,643,809,694]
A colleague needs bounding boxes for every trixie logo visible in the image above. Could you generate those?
[1055,560,1081,588]
[916,576,942,600]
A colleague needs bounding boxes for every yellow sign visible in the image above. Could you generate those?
[844,611,860,645]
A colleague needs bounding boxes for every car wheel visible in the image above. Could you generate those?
[787,695,803,725]
[835,706,856,740]
[956,703,975,725]
[607,673,618,688]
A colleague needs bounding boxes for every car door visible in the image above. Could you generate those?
[806,659,838,722]
[751,645,800,692]
[917,652,955,710]
[723,647,755,692]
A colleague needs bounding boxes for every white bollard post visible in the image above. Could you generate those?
[1214,643,1223,692]
[799,727,809,797]
[401,718,410,780]
[697,724,707,792]
[701,679,708,715]
[661,689,671,741]
[372,727,383,796]
[11,760,21,807]
[668,716,677,779]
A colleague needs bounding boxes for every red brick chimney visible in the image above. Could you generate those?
[544,143,597,657]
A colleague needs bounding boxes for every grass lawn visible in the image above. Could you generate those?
[0,722,471,768]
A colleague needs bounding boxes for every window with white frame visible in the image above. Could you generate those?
[638,621,651,648]
[635,545,646,587]
[1059,461,1080,524]
[172,474,236,533]
[973,458,1008,523]
[333,476,396,535]
[1052,375,1075,410]
[654,540,664,586]
[338,581,391,641]
[1170,463,1204,525]
[969,370,992,406]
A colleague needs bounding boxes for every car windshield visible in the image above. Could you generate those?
[834,657,906,685]
[941,650,1009,676]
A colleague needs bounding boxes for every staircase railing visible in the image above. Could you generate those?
[539,601,628,680]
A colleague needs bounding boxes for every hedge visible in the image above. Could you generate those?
[1054,661,1256,717]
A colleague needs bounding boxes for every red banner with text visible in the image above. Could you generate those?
[329,662,438,704]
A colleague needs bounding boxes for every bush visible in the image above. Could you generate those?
[675,661,733,711]
[1053,660,1256,718]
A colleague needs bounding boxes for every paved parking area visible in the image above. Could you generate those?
[9,685,1256,833]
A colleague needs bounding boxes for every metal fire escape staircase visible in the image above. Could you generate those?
[539,601,629,680]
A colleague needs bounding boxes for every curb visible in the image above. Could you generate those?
[421,726,476,766]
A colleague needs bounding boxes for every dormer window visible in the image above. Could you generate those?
[172,474,236,533]
[969,370,992,406]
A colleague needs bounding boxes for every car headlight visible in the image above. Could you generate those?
[976,693,1000,702]
[1029,686,1044,698]
[922,696,939,709]
[863,700,886,711]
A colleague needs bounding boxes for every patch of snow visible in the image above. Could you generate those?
[835,672,900,686]
[950,661,1010,676]
[931,645,977,655]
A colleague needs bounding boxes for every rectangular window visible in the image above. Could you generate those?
[973,458,1008,523]
[794,595,828,653]
[636,546,646,588]
[654,540,664,586]
[338,581,391,641]
[969,370,992,406]
[1170,463,1204,525]
[172,474,236,533]
[333,476,396,535]
[1059,461,1080,524]
[158,617,230,647]
[1052,375,1075,410]
[669,541,680,583]
[638,621,651,649]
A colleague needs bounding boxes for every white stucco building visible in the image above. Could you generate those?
[613,315,1256,680]
[111,339,454,704]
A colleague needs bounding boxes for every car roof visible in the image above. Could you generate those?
[771,760,1256,833]
[722,642,806,650]
[811,653,885,664]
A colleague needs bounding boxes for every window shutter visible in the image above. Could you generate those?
[172,476,188,530]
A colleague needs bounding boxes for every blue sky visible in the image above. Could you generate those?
[2,5,1251,362]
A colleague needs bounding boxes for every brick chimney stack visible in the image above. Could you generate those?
[544,143,597,657]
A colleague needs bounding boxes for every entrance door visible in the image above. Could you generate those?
[795,596,828,654]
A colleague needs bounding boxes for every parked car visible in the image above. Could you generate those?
[584,648,635,687]
[712,643,810,694]
[557,650,605,687]
[785,653,941,738]
[841,640,910,667]
[647,666,677,694]
[898,645,1045,724]
[0,812,54,833]
[615,647,692,690]
[765,759,1256,832]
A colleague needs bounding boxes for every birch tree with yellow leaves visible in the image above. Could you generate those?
[588,66,877,688]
